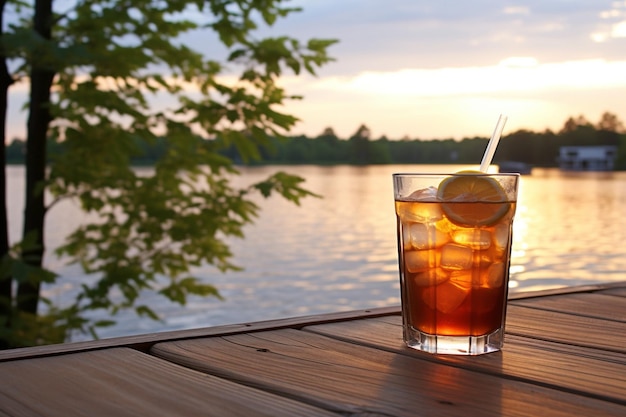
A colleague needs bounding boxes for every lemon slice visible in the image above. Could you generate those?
[437,172,510,226]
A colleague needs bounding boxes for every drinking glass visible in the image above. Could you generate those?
[393,172,519,355]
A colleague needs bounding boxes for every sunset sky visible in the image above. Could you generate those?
[6,0,626,141]
[273,0,626,140]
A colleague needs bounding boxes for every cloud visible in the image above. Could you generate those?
[592,0,626,41]
[268,0,624,76]
[613,20,626,37]
[7,0,626,141]
[503,6,530,15]
[305,59,626,98]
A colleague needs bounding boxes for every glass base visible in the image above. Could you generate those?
[404,326,504,355]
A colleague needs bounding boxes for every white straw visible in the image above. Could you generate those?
[479,114,508,172]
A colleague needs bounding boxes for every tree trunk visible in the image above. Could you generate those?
[16,0,55,315]
[0,0,12,332]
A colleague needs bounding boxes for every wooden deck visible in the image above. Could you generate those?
[1,282,625,416]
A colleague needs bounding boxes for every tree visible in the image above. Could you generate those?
[313,127,344,163]
[0,0,336,348]
[348,123,371,164]
[560,115,592,133]
[369,135,392,164]
[597,111,625,133]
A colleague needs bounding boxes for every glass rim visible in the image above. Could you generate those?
[392,172,520,178]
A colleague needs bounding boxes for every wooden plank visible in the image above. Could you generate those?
[151,329,626,416]
[1,282,623,363]
[505,304,626,352]
[371,315,626,364]
[598,287,626,297]
[508,282,626,300]
[0,347,336,417]
[323,304,626,354]
[302,316,626,404]
[510,293,626,322]
[2,282,623,363]
[0,307,399,362]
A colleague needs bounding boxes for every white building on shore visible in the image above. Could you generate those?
[558,146,618,171]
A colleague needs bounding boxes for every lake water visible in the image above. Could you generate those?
[7,164,626,341]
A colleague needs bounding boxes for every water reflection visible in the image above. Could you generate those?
[7,164,626,339]
[510,168,626,291]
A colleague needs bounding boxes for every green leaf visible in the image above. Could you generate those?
[252,171,321,205]
[11,258,58,285]
[179,277,222,299]
[135,305,160,321]
[93,320,116,328]
[2,0,336,348]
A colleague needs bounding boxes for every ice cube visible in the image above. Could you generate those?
[473,247,496,267]
[433,217,458,234]
[408,186,438,201]
[404,249,439,273]
[410,267,450,286]
[398,203,443,223]
[480,262,505,288]
[402,224,413,250]
[493,224,510,250]
[407,223,449,249]
[449,270,473,289]
[396,188,443,223]
[422,280,470,313]
[440,244,473,270]
[452,229,492,250]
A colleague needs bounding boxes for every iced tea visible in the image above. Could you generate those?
[394,173,519,355]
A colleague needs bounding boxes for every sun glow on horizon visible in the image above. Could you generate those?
[306,58,626,98]
[7,56,626,142]
[279,57,626,139]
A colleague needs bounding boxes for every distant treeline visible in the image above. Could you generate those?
[6,113,626,169]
